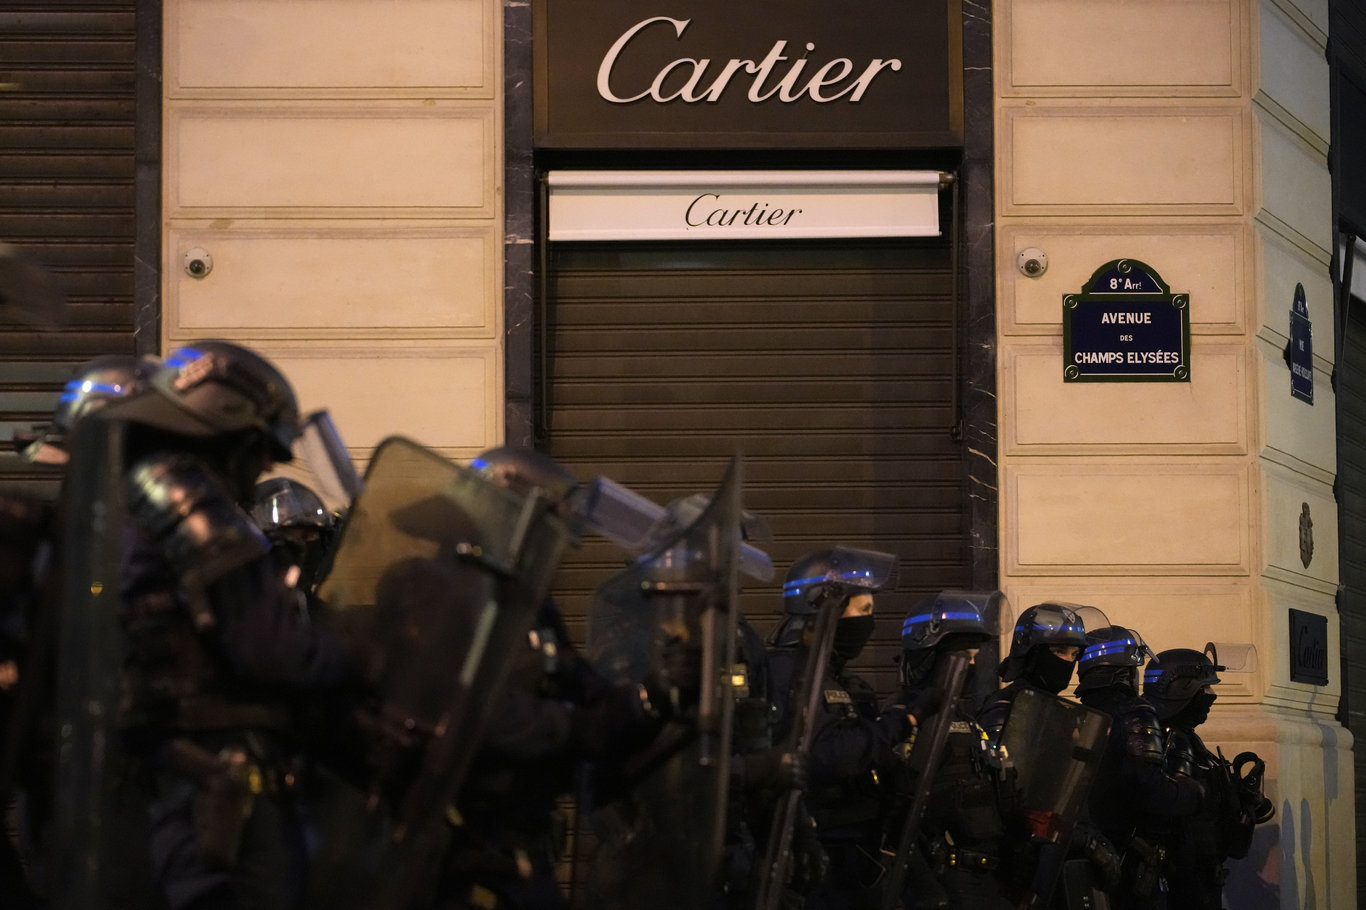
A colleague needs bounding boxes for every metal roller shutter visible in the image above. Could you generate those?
[0,1,139,496]
[1336,294,1366,908]
[543,238,969,695]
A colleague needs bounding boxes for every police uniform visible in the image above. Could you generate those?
[1159,729,1253,910]
[1142,647,1272,910]
[438,600,661,910]
[1079,686,1202,910]
[768,648,909,910]
[885,689,1005,910]
[0,491,58,908]
[108,342,369,910]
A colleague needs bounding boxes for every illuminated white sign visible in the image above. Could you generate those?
[547,170,943,241]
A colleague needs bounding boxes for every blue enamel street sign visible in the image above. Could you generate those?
[1290,282,1313,404]
[1063,259,1191,382]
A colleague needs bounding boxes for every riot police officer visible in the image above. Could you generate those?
[977,603,1117,909]
[249,477,337,595]
[436,447,675,910]
[1076,626,1203,909]
[766,546,903,910]
[4,352,159,906]
[880,590,1009,910]
[1142,647,1274,910]
[106,340,371,910]
[20,352,156,465]
[976,602,1087,745]
[0,491,58,908]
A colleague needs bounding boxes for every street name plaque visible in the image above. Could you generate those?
[1063,259,1191,383]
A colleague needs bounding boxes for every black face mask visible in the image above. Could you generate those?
[1170,690,1217,731]
[1024,647,1076,694]
[833,614,876,662]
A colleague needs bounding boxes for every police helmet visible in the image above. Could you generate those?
[470,445,578,503]
[782,546,898,616]
[898,590,1009,688]
[998,602,1088,682]
[106,340,300,461]
[250,477,332,534]
[55,354,156,434]
[1075,624,1154,695]
[901,589,1008,652]
[22,353,156,463]
[1142,644,1224,721]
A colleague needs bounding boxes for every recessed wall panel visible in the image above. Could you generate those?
[1258,0,1330,142]
[998,224,1244,332]
[1256,225,1334,348]
[1258,115,1332,253]
[168,108,491,214]
[1262,578,1339,710]
[1006,0,1238,94]
[168,0,492,95]
[1005,344,1248,453]
[260,346,501,455]
[1006,463,1251,574]
[1003,109,1244,213]
[1261,353,1336,479]
[166,227,498,338]
[1262,460,1338,590]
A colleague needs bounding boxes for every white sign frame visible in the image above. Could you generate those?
[546,170,943,241]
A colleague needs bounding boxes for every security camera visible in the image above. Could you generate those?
[1017,247,1047,278]
[183,248,213,279]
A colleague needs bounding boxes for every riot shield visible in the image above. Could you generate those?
[755,546,899,910]
[308,436,577,909]
[754,594,840,910]
[51,414,128,910]
[878,649,973,910]
[577,456,746,910]
[997,687,1110,909]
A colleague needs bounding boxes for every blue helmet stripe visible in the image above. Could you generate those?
[61,380,125,399]
[784,568,876,597]
[1082,638,1137,661]
[164,347,204,370]
[902,610,981,634]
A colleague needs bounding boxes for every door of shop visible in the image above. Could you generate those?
[542,238,969,692]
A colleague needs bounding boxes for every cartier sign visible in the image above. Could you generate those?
[534,0,963,149]
[547,170,943,241]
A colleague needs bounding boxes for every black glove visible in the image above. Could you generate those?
[658,634,702,703]
[571,682,659,756]
[790,809,828,895]
[1079,825,1123,890]
[905,686,945,726]
[1232,751,1275,824]
[737,748,808,792]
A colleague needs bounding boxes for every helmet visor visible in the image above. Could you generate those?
[250,480,331,532]
[782,545,897,601]
[571,475,775,581]
[901,589,1010,647]
[1015,603,1087,646]
[292,410,363,511]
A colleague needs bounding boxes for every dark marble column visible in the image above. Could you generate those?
[503,0,537,447]
[960,0,999,590]
[134,0,162,355]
